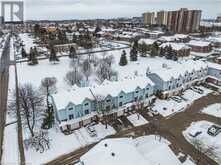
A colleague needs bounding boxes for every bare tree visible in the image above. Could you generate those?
[96,95,110,129]
[191,139,218,165]
[81,59,92,81]
[64,70,83,86]
[29,130,51,153]
[40,77,57,110]
[96,60,118,83]
[9,84,44,137]
[103,55,115,67]
[40,77,57,129]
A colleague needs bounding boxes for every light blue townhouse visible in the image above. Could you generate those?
[147,60,208,99]
[52,76,155,131]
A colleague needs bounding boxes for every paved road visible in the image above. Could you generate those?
[0,35,10,162]
[46,92,221,165]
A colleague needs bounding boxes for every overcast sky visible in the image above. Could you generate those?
[3,0,221,20]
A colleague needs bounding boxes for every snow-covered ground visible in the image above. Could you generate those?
[201,103,221,118]
[78,135,195,165]
[19,33,36,54]
[25,123,116,165]
[2,65,19,165]
[152,87,212,117]
[127,113,149,126]
[183,121,221,164]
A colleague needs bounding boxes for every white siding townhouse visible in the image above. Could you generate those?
[52,76,155,132]
[147,60,208,99]
[207,62,221,86]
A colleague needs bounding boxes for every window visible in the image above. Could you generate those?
[145,94,149,98]
[119,102,123,106]
[84,103,89,106]
[68,107,73,111]
[69,114,74,120]
[136,91,139,93]
[120,96,123,98]
[134,97,138,102]
[85,109,89,115]
[146,87,149,90]
[106,99,111,103]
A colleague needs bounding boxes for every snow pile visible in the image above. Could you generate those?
[201,103,221,118]
[127,113,149,126]
[183,121,221,164]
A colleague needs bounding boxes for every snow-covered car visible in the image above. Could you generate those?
[171,96,182,103]
[86,125,97,137]
[207,125,221,136]
[149,109,159,115]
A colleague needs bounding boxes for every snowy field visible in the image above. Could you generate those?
[127,113,149,126]
[201,103,221,118]
[25,123,116,165]
[183,121,221,164]
[152,87,212,117]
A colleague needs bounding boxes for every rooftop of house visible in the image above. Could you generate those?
[79,136,182,165]
[187,40,211,47]
[149,60,208,82]
[138,38,156,45]
[52,76,155,110]
[208,62,221,70]
[159,42,191,51]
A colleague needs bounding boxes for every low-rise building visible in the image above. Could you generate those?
[52,76,155,132]
[207,62,221,86]
[147,60,208,99]
[159,42,191,57]
[187,40,212,53]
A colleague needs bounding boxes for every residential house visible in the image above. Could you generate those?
[187,40,212,53]
[207,62,221,86]
[52,76,155,132]
[147,60,208,99]
[159,42,191,57]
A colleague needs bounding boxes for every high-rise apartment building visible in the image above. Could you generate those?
[166,8,201,33]
[143,8,201,33]
[156,10,168,25]
[142,12,155,25]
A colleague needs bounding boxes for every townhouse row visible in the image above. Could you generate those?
[52,60,220,132]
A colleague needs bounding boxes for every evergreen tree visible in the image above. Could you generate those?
[49,46,59,64]
[130,46,138,61]
[95,25,101,34]
[133,40,139,50]
[119,50,128,66]
[165,45,173,59]
[150,42,159,57]
[159,47,165,57]
[139,42,147,57]
[69,46,76,59]
[21,47,27,58]
[28,47,38,65]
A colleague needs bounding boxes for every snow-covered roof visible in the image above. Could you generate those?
[53,76,154,110]
[187,40,211,47]
[138,38,156,45]
[80,138,151,165]
[159,42,191,51]
[80,136,182,165]
[150,60,208,81]
[207,36,221,43]
[159,36,176,42]
[208,62,221,70]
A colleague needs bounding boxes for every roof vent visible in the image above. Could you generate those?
[104,143,108,147]
[111,152,115,157]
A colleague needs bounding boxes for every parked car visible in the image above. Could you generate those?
[149,109,159,115]
[171,96,182,103]
[190,87,203,94]
[86,125,97,137]
[208,125,221,136]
